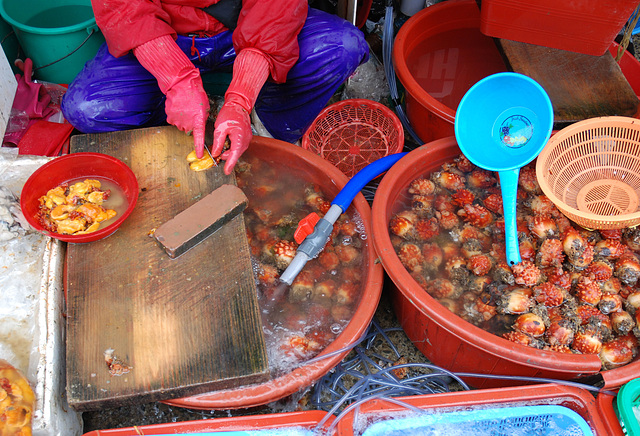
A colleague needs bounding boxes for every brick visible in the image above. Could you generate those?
[153,184,248,258]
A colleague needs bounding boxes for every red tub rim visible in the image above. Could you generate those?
[164,136,384,409]
[392,0,483,126]
[82,410,334,435]
[371,136,604,375]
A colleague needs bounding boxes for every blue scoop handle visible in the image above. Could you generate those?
[500,168,522,266]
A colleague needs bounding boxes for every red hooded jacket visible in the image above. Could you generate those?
[91,0,308,83]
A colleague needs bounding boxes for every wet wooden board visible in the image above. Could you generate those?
[65,126,269,411]
[496,39,639,124]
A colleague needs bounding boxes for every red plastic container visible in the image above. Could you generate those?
[597,391,625,436]
[82,410,333,435]
[20,152,139,243]
[164,136,384,409]
[333,384,609,435]
[480,0,640,56]
[371,136,640,389]
[392,0,640,145]
[393,0,508,144]
[610,42,640,104]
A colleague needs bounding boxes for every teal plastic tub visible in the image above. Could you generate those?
[0,0,105,84]
[615,378,640,436]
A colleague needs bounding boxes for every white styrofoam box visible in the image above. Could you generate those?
[0,153,82,435]
[0,44,17,141]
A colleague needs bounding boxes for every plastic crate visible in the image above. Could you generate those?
[597,390,625,436]
[333,384,609,435]
[479,0,640,56]
[361,405,593,436]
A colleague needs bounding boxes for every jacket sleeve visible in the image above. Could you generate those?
[232,0,308,83]
[91,0,177,57]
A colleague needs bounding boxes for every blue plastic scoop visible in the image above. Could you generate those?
[455,72,553,266]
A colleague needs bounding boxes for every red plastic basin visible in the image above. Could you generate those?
[164,136,384,409]
[392,0,507,144]
[393,0,640,145]
[371,136,640,389]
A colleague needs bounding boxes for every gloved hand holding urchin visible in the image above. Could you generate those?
[212,48,271,175]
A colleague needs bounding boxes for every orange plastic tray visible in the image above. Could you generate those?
[82,410,333,435]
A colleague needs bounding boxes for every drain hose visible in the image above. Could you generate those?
[280,152,407,285]
[383,1,423,147]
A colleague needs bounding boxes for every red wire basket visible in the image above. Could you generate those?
[302,99,404,178]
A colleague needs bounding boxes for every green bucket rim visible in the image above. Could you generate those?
[0,2,97,36]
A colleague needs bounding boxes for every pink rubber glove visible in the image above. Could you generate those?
[134,35,210,158]
[212,49,271,175]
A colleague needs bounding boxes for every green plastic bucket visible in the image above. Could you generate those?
[0,0,105,84]
[0,14,22,74]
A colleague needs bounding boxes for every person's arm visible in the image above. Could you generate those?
[91,1,209,156]
[134,35,210,158]
[211,0,308,174]
[91,0,175,57]
[211,49,270,175]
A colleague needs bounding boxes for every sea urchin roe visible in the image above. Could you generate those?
[389,155,640,370]
[0,360,35,435]
[36,179,117,235]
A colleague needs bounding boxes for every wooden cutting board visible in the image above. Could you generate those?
[65,126,269,412]
[496,39,640,124]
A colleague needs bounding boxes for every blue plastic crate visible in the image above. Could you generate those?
[361,405,594,436]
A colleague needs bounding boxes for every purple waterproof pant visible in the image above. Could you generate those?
[61,8,369,143]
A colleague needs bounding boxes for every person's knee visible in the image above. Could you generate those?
[304,8,369,68]
[338,23,369,69]
[61,84,100,133]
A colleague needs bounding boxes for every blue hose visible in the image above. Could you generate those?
[280,152,407,285]
[332,152,407,211]
[383,3,423,146]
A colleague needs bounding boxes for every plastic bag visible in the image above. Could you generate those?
[0,185,29,241]
[341,53,390,102]
[3,59,57,146]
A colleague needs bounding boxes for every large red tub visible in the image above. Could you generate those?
[164,136,384,409]
[371,136,640,389]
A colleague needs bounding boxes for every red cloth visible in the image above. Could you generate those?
[18,120,74,157]
[90,0,308,83]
